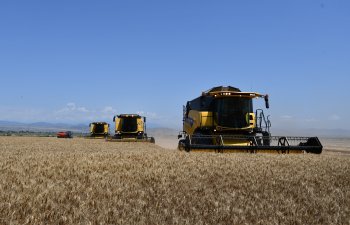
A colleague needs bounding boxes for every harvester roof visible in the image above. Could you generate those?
[204,86,241,94]
[202,86,265,98]
[91,122,109,125]
[117,114,142,118]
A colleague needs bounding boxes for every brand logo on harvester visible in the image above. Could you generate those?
[185,117,194,127]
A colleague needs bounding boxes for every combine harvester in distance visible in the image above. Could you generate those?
[178,86,322,154]
[86,122,110,139]
[106,114,155,143]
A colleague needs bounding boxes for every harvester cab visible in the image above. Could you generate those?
[106,114,155,143]
[178,86,323,154]
[87,122,110,138]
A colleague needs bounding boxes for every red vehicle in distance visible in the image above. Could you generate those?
[56,131,73,138]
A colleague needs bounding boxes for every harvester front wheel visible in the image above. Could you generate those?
[178,140,184,151]
[178,139,186,151]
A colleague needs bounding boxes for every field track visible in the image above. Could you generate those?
[0,137,349,224]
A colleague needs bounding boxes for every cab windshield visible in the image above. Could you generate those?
[215,97,253,128]
[93,124,105,133]
[121,117,138,132]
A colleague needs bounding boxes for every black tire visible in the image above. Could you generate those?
[178,139,186,151]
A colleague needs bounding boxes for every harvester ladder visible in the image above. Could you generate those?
[256,109,271,133]
[182,105,186,122]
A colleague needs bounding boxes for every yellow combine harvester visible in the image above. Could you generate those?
[106,114,155,143]
[86,122,110,139]
[178,86,323,154]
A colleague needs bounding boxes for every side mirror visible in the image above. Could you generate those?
[264,95,270,109]
[178,134,182,139]
[144,117,146,123]
[113,116,115,122]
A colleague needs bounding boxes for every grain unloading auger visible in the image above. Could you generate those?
[177,86,322,154]
[106,114,155,143]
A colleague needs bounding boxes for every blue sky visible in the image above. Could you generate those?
[0,0,349,130]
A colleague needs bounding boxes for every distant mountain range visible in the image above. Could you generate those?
[0,120,179,136]
[0,120,88,133]
[0,120,350,138]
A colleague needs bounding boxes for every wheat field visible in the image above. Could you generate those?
[0,136,349,225]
